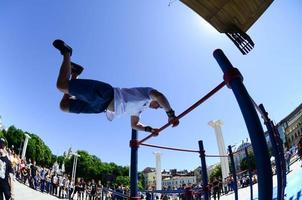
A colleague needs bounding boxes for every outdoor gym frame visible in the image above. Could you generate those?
[128,49,285,200]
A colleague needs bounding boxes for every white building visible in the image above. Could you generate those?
[142,167,156,189]
[162,175,196,188]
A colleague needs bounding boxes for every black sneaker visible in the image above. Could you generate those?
[71,62,84,75]
[52,39,72,56]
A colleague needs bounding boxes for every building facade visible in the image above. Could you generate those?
[142,167,156,189]
[277,103,302,148]
[233,140,253,171]
[162,175,196,189]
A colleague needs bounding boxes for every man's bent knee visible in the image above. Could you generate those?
[60,98,70,112]
[56,81,69,94]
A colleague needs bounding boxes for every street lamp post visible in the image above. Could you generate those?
[21,134,31,160]
[71,152,80,184]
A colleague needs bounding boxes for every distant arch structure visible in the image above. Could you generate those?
[180,0,274,55]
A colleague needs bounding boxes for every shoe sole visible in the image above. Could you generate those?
[53,39,72,56]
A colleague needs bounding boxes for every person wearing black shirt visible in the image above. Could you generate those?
[90,179,97,200]
[29,161,38,190]
[212,178,221,200]
[0,138,14,200]
[298,137,302,167]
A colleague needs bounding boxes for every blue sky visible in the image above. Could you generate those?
[0,1,301,171]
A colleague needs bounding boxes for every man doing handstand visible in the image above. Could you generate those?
[53,39,179,133]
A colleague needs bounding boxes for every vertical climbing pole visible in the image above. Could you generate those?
[198,140,209,200]
[130,129,140,200]
[228,145,238,200]
[259,104,286,200]
[213,49,273,200]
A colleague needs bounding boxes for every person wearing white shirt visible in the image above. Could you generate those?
[53,39,179,134]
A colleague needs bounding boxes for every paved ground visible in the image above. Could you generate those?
[14,181,59,200]
[219,159,302,200]
[13,160,302,200]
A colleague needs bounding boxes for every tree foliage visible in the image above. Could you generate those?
[64,150,130,187]
[3,125,131,187]
[209,164,222,182]
[240,152,256,171]
[2,126,53,167]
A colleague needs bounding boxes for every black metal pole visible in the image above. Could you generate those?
[214,49,273,200]
[228,145,238,200]
[198,140,209,200]
[245,147,253,200]
[130,129,139,200]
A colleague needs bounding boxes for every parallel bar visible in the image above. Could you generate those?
[140,143,229,157]
[140,143,199,153]
[138,81,226,144]
[214,49,272,200]
[205,154,229,158]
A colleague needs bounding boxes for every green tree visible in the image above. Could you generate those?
[0,129,5,138]
[209,164,222,182]
[240,152,256,171]
[26,133,53,167]
[1,125,132,188]
[115,176,130,186]
[138,172,145,190]
[4,126,24,152]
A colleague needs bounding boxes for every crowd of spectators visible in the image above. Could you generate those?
[4,145,108,199]
[1,136,302,200]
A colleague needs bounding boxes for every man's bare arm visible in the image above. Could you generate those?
[131,116,159,133]
[149,90,172,111]
[149,90,179,127]
[131,116,145,131]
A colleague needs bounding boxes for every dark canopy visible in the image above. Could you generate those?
[180,0,274,33]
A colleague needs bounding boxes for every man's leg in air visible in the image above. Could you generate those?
[53,39,73,94]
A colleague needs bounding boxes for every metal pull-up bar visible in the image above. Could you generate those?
[130,49,274,200]
[138,81,227,144]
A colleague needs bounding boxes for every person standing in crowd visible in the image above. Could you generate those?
[64,174,70,199]
[90,179,97,200]
[146,187,152,200]
[52,173,59,196]
[45,169,52,194]
[58,175,65,198]
[0,138,15,200]
[39,166,47,192]
[284,148,292,173]
[96,180,103,200]
[184,183,194,200]
[297,137,302,167]
[29,160,38,190]
[79,178,86,200]
[212,178,221,200]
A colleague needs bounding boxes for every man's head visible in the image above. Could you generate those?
[149,100,161,109]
